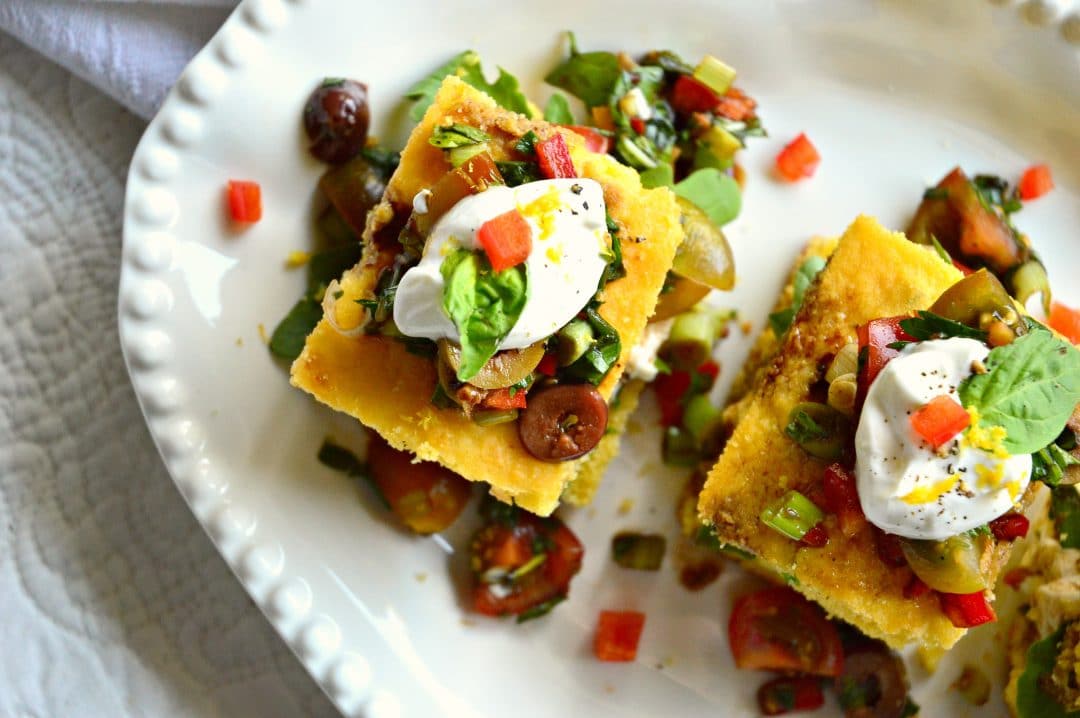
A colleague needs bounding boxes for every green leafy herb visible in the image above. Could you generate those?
[929,235,953,266]
[901,698,921,718]
[1015,626,1080,718]
[317,439,389,509]
[479,494,520,527]
[673,168,741,227]
[1051,486,1080,549]
[495,161,543,187]
[561,305,621,385]
[441,249,529,381]
[514,130,539,156]
[309,243,364,289]
[598,232,625,290]
[973,173,1023,216]
[639,163,675,189]
[640,49,694,76]
[958,328,1080,454]
[785,409,829,444]
[900,310,988,342]
[543,92,574,124]
[544,32,621,108]
[359,146,401,179]
[406,50,531,122]
[429,123,490,148]
[515,595,565,624]
[269,298,323,360]
[768,255,827,336]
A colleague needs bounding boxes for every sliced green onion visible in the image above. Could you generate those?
[662,426,700,466]
[611,532,666,571]
[693,55,736,95]
[510,552,547,581]
[761,490,824,541]
[1008,258,1051,316]
[661,309,724,370]
[449,142,489,168]
[682,393,725,456]
[784,402,850,460]
[556,319,594,366]
[616,134,658,170]
[472,409,520,426]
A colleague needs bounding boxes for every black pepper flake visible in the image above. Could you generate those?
[570,183,583,194]
[582,200,590,210]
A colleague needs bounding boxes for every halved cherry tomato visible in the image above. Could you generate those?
[775,133,820,182]
[909,395,971,450]
[728,587,844,677]
[939,591,996,628]
[594,610,646,662]
[1049,302,1080,345]
[856,315,914,405]
[226,180,262,223]
[476,208,532,271]
[757,676,825,716]
[669,74,721,115]
[367,435,472,534]
[1018,163,1053,201]
[822,463,866,538]
[535,352,558,377]
[562,125,611,154]
[989,513,1030,541]
[470,500,584,618]
[535,133,577,179]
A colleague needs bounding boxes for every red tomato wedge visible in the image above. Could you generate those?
[1018,163,1054,201]
[757,677,826,716]
[476,208,532,271]
[775,133,820,182]
[909,395,971,450]
[728,587,844,677]
[670,74,722,114]
[856,315,914,403]
[1049,302,1080,345]
[939,591,996,628]
[366,435,472,534]
[594,610,646,662]
[535,133,577,179]
[562,125,611,154]
[226,180,262,223]
[822,463,866,538]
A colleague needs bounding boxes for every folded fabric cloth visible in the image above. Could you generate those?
[0,0,236,119]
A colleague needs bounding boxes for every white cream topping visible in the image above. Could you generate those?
[392,179,608,350]
[855,337,1032,541]
[626,318,675,382]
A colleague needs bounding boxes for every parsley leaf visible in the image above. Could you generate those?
[544,32,622,108]
[495,161,543,187]
[900,310,987,342]
[769,255,827,336]
[959,328,1080,454]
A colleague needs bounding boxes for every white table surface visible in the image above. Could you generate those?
[0,33,339,718]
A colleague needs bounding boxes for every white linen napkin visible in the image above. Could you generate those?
[0,0,237,119]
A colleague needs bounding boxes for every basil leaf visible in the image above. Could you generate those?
[495,161,543,187]
[785,409,829,444]
[269,298,322,360]
[1015,625,1080,718]
[317,439,389,509]
[900,310,988,342]
[598,231,625,290]
[1052,486,1080,549]
[406,51,531,122]
[308,243,363,289]
[543,92,574,124]
[768,255,827,336]
[641,49,694,76]
[441,250,528,381]
[959,329,1080,454]
[514,130,539,156]
[639,163,674,189]
[544,32,621,108]
[562,306,622,385]
[429,123,489,148]
[673,168,742,227]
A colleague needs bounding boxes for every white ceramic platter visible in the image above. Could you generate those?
[119,0,1080,715]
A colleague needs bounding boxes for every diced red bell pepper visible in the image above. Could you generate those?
[856,315,915,403]
[562,125,611,154]
[697,360,720,383]
[822,463,866,537]
[1049,302,1080,345]
[226,180,262,223]
[989,513,1030,541]
[714,86,758,122]
[775,133,820,182]
[1018,164,1054,201]
[800,524,829,548]
[940,591,996,628]
[904,576,931,599]
[669,74,722,115]
[910,395,971,450]
[480,387,528,411]
[757,676,826,716]
[630,117,646,135]
[654,370,692,427]
[476,208,532,272]
[535,133,577,179]
[594,610,646,662]
[535,352,558,377]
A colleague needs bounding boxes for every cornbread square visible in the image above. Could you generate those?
[697,215,1005,651]
[291,76,683,516]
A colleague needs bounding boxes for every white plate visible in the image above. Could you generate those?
[119,1,1080,715]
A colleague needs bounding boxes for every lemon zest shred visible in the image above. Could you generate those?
[900,474,960,505]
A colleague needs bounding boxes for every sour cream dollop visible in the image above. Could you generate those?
[392,178,609,350]
[855,337,1032,541]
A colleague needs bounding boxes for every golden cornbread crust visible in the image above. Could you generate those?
[291,77,682,516]
[697,215,1001,651]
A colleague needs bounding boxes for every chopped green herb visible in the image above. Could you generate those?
[673,168,741,227]
[1034,443,1080,487]
[768,255,827,336]
[900,310,988,342]
[317,439,389,509]
[405,50,532,121]
[428,123,490,148]
[514,130,540,156]
[515,595,566,623]
[784,402,849,460]
[561,305,621,385]
[495,161,543,187]
[639,163,675,189]
[544,32,622,108]
[269,298,322,360]
[543,92,575,124]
